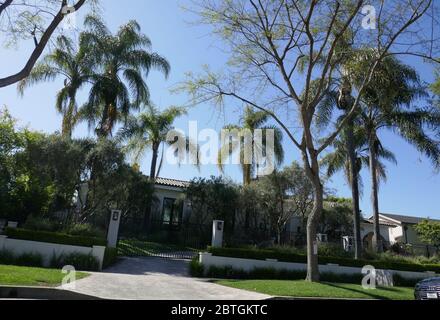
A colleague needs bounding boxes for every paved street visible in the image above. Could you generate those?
[66,257,270,300]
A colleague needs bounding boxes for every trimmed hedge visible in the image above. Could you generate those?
[189,257,204,277]
[5,228,107,248]
[189,262,422,287]
[207,247,440,274]
[50,252,100,271]
[0,249,44,268]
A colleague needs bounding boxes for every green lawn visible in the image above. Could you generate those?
[217,279,415,300]
[0,265,89,287]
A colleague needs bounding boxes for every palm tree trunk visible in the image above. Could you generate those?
[243,163,252,185]
[143,143,160,231]
[62,96,75,139]
[369,138,382,253]
[345,121,362,259]
[150,143,160,180]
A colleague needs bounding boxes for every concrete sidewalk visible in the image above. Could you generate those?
[66,257,270,300]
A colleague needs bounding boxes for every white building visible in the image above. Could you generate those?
[361,213,440,254]
[150,177,191,230]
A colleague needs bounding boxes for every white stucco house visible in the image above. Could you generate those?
[150,177,191,230]
[360,213,440,254]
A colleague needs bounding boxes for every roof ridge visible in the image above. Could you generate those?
[156,176,189,183]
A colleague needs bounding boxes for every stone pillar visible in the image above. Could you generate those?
[92,245,106,271]
[211,220,224,248]
[107,210,121,248]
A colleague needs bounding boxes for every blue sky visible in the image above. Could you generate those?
[1,1,439,220]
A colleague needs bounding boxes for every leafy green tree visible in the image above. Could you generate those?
[218,106,284,185]
[415,220,440,251]
[18,36,92,138]
[0,108,26,219]
[320,198,354,242]
[0,120,153,229]
[80,15,170,137]
[241,162,314,245]
[185,176,239,239]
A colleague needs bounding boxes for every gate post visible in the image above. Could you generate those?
[107,210,121,248]
[212,220,224,248]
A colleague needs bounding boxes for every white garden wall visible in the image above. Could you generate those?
[0,235,106,270]
[199,252,439,285]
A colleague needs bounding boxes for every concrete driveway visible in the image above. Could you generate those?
[65,257,270,300]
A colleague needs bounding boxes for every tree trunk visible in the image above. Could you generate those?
[62,95,75,139]
[369,138,382,253]
[302,150,323,282]
[306,179,323,282]
[243,163,252,185]
[345,121,362,259]
[150,144,160,180]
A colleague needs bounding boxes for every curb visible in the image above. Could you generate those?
[0,286,103,300]
[268,296,376,301]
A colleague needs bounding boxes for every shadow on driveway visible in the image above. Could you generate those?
[104,257,190,277]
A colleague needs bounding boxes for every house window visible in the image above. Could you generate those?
[161,198,183,229]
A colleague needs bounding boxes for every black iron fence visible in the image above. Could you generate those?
[117,239,201,260]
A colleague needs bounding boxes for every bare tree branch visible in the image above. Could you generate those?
[0,0,87,88]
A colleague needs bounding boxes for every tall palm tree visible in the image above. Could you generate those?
[18,35,91,138]
[218,106,284,185]
[318,48,440,253]
[118,104,189,180]
[79,15,170,137]
[118,104,196,230]
[322,127,397,251]
[357,55,440,252]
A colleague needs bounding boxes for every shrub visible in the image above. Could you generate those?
[5,228,106,247]
[193,264,418,286]
[198,264,363,283]
[393,274,424,287]
[318,243,352,258]
[23,215,60,232]
[390,242,414,256]
[0,249,43,267]
[103,247,118,269]
[189,257,204,277]
[64,223,106,238]
[0,249,15,265]
[50,252,100,271]
[15,252,43,267]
